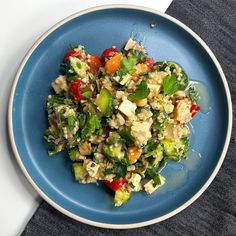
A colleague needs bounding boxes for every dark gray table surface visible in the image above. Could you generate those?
[22,0,236,235]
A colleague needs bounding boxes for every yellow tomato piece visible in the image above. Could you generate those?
[105,53,123,74]
[127,146,142,164]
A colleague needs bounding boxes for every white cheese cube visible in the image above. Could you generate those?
[144,176,165,194]
[128,173,142,192]
[124,38,137,51]
[120,74,132,85]
[118,99,137,117]
[130,120,152,146]
[51,75,68,94]
[86,161,100,178]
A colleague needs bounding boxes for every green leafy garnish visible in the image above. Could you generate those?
[128,80,150,101]
[67,115,77,132]
[81,114,103,139]
[116,56,138,77]
[127,49,147,62]
[104,168,113,175]
[122,56,138,74]
[68,149,77,161]
[188,86,199,103]
[145,169,161,186]
[119,129,135,146]
[82,86,91,99]
[162,75,180,96]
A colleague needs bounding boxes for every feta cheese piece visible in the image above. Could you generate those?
[144,176,165,194]
[120,74,132,85]
[51,75,68,94]
[124,38,137,51]
[174,98,192,124]
[85,161,100,178]
[128,173,142,192]
[130,119,152,146]
[118,99,137,118]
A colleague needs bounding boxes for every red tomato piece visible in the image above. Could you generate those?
[190,104,201,117]
[89,55,102,75]
[64,50,82,61]
[70,80,92,102]
[145,57,155,71]
[104,178,126,191]
[101,47,119,60]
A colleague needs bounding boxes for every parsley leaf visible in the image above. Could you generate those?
[128,80,150,101]
[67,115,77,132]
[122,56,138,74]
[116,56,138,76]
[162,75,180,96]
[145,169,161,186]
[82,86,91,98]
[81,114,103,139]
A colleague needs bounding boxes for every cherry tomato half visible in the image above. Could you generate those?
[104,178,126,191]
[145,57,155,71]
[101,47,119,60]
[64,50,82,61]
[190,104,201,117]
[89,55,102,75]
[70,80,92,102]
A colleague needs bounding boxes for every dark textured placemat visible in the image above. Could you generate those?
[22,1,236,235]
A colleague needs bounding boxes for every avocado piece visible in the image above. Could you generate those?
[114,188,131,206]
[95,88,113,116]
[73,163,87,181]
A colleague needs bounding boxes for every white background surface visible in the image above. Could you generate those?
[0,0,172,235]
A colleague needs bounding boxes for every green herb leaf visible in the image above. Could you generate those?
[82,86,91,99]
[119,129,135,146]
[128,80,150,101]
[114,162,127,179]
[122,56,138,74]
[81,114,102,139]
[116,56,138,76]
[188,86,199,103]
[104,168,113,175]
[162,75,180,96]
[145,169,161,186]
[67,115,77,132]
[144,138,158,153]
[127,49,147,62]
[68,149,77,161]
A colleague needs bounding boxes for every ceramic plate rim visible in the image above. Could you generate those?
[8,4,233,229]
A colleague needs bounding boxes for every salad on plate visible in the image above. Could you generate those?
[44,38,201,206]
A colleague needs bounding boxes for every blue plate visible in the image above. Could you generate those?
[9,5,232,228]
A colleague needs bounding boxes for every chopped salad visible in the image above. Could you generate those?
[44,38,201,206]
